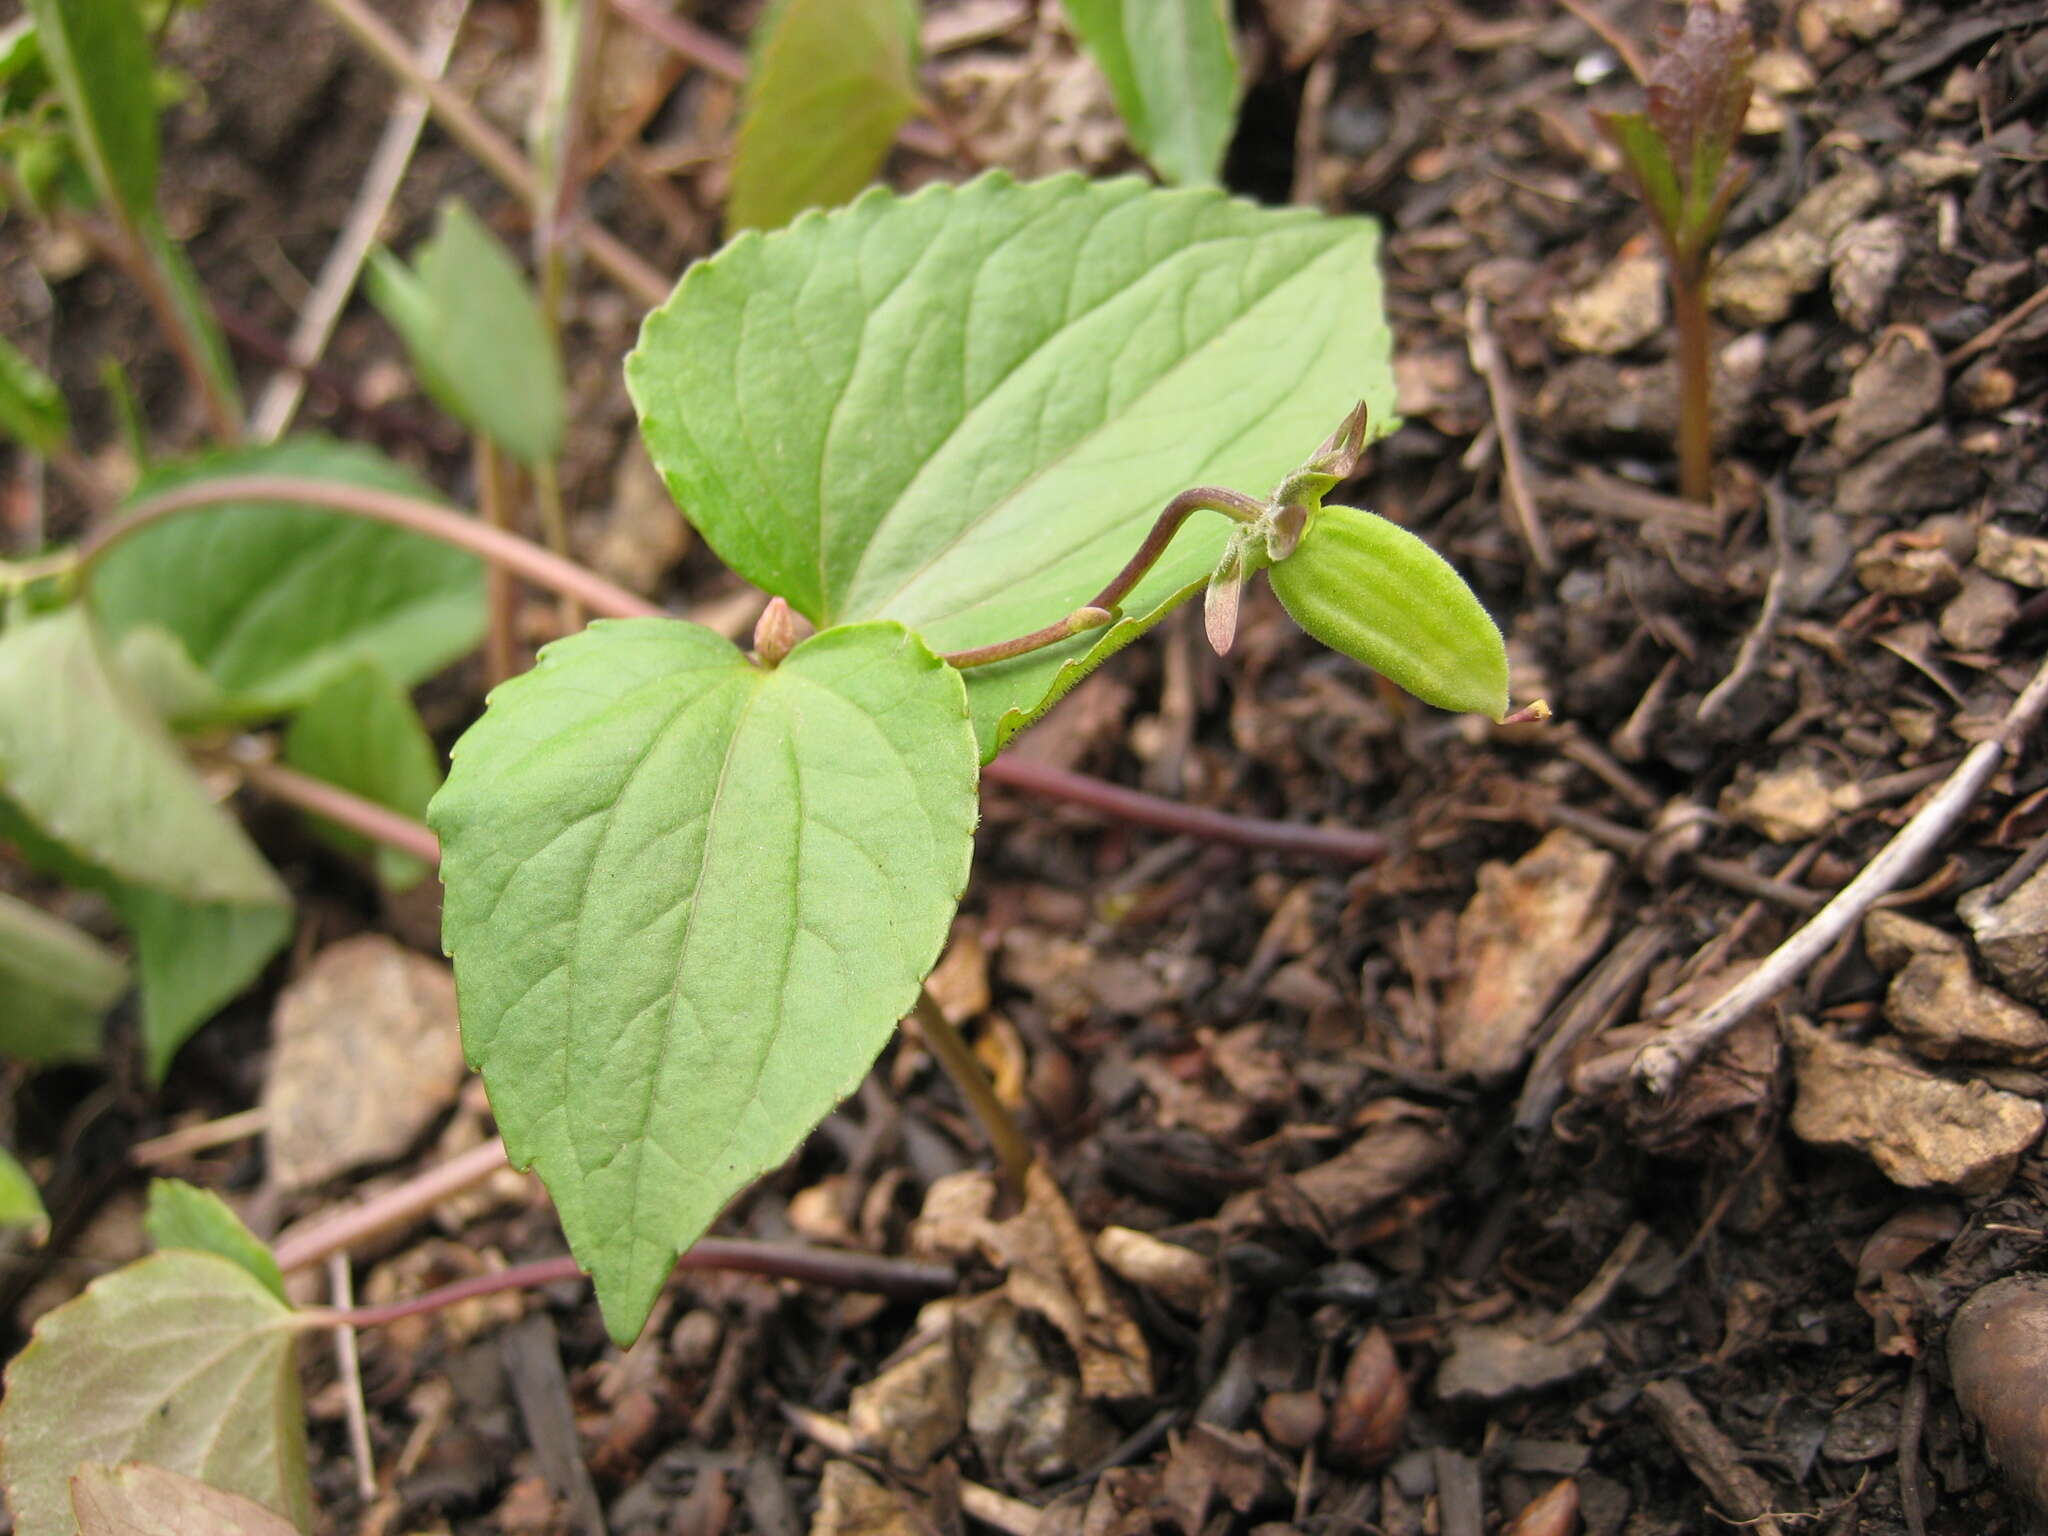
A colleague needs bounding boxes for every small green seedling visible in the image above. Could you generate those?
[1593,0,1753,506]
[432,172,1531,1345]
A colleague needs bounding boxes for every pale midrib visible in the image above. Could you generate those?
[838,231,1355,623]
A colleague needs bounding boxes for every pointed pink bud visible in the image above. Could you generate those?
[753,596,798,666]
[1305,401,1371,481]
[1204,563,1244,657]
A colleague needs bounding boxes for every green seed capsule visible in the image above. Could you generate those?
[1268,504,1510,720]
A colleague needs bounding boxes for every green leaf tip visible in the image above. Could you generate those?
[1269,504,1511,721]
[430,616,979,1342]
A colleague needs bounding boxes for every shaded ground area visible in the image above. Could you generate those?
[5,0,2048,1533]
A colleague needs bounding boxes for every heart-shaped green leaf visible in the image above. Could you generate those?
[627,172,1395,758]
[430,618,978,1341]
[91,438,485,714]
[0,1251,312,1536]
[1268,504,1509,719]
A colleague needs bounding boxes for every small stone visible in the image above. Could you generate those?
[1834,326,1944,461]
[1550,243,1666,355]
[1751,47,1818,96]
[1855,541,1959,601]
[1261,1390,1328,1450]
[1808,0,1903,39]
[1899,146,1982,191]
[1721,761,1840,843]
[1788,1019,2045,1194]
[1094,1227,1215,1313]
[1886,949,2048,1064]
[1977,525,2048,588]
[1715,160,1884,326]
[1863,910,1964,973]
[1837,425,1980,516]
[1961,868,2048,1007]
[1965,260,2033,308]
[1940,570,2021,651]
[1890,707,1941,750]
[966,1302,1117,1482]
[1830,216,1911,334]
[1954,358,2018,415]
[848,1325,967,1468]
[1434,1322,1606,1402]
[263,936,466,1191]
[811,1463,922,1536]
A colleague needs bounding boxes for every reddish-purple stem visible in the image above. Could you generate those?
[317,1242,954,1329]
[982,756,1387,864]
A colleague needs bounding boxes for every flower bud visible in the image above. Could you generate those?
[753,596,798,666]
[1268,504,1509,720]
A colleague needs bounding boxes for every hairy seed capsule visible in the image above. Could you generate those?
[1268,505,1509,720]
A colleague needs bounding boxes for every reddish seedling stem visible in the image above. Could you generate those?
[305,1243,954,1331]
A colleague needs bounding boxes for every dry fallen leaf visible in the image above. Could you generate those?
[1439,829,1618,1080]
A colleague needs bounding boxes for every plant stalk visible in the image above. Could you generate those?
[532,459,583,633]
[1670,268,1715,506]
[84,473,660,623]
[908,988,1034,1194]
[89,215,244,445]
[939,486,1268,670]
[301,1242,955,1330]
[473,437,519,684]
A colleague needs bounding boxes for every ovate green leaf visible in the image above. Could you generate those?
[72,1462,300,1536]
[366,201,565,466]
[20,0,156,223]
[1061,0,1240,186]
[91,437,486,713]
[283,660,440,890]
[627,173,1395,757]
[0,334,68,454]
[144,1179,286,1301]
[0,1251,312,1536]
[0,887,125,1064]
[727,0,920,233]
[0,607,285,908]
[0,1146,47,1243]
[431,618,977,1341]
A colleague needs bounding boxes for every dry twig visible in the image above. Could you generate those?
[1634,649,2048,1097]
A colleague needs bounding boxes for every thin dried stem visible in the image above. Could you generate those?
[252,0,468,441]
[1633,648,2048,1097]
[308,0,669,307]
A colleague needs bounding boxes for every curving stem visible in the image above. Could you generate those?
[937,486,1269,672]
